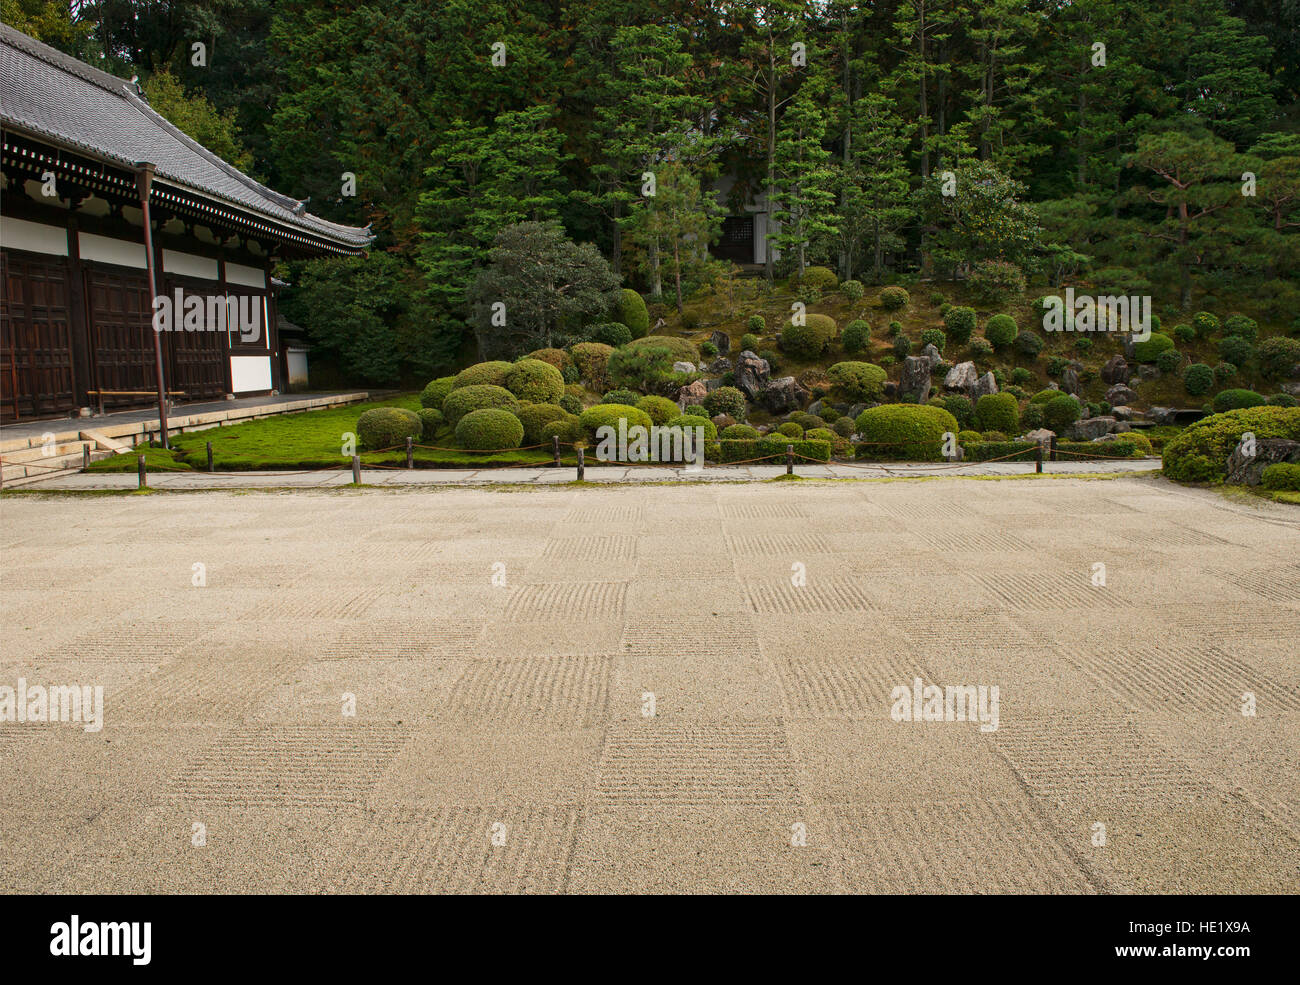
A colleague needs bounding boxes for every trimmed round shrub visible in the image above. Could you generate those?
[1191,311,1220,338]
[1217,335,1255,368]
[776,421,804,439]
[1183,363,1214,396]
[1262,463,1300,490]
[1133,332,1175,363]
[442,384,519,426]
[578,404,653,444]
[967,259,1026,305]
[1172,324,1195,344]
[741,332,760,351]
[855,404,960,461]
[357,407,422,451]
[558,393,583,415]
[680,308,703,330]
[1222,315,1258,341]
[667,413,717,439]
[944,306,977,344]
[887,321,904,337]
[569,342,615,387]
[1043,393,1082,434]
[760,348,782,373]
[984,314,1018,348]
[590,321,633,347]
[746,315,765,334]
[1259,337,1300,380]
[626,334,699,363]
[1215,361,1238,382]
[827,361,887,402]
[1016,329,1044,358]
[1269,393,1299,407]
[920,328,947,353]
[602,388,641,405]
[1010,367,1035,386]
[455,408,524,450]
[800,266,838,292]
[703,386,748,421]
[1030,388,1060,404]
[1155,347,1183,374]
[788,411,823,431]
[636,394,680,425]
[1212,389,1266,413]
[541,413,582,445]
[524,348,570,371]
[416,407,444,438]
[420,375,457,410]
[700,340,718,358]
[782,314,836,359]
[958,429,982,445]
[842,319,871,354]
[454,360,513,389]
[818,406,841,422]
[940,395,974,428]
[616,288,650,338]
[515,402,568,445]
[842,279,865,301]
[982,431,1009,442]
[505,358,565,403]
[893,335,913,359]
[1020,404,1045,431]
[721,423,759,440]
[879,286,910,310]
[832,417,855,438]
[1163,407,1300,483]
[974,392,1020,434]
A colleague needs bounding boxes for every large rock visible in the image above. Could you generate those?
[1226,438,1300,486]
[1020,428,1054,446]
[899,356,933,404]
[1070,416,1117,441]
[1101,355,1130,385]
[921,343,943,368]
[1111,406,1140,421]
[973,372,999,398]
[1138,364,1160,380]
[704,377,724,393]
[709,330,731,356]
[672,361,696,374]
[760,376,811,415]
[1148,406,1178,425]
[677,378,707,409]
[1061,366,1080,395]
[706,357,731,375]
[1106,383,1137,407]
[734,350,771,400]
[944,361,978,393]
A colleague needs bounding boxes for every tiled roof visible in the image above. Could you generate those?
[0,23,371,252]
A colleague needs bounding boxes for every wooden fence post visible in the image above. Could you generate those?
[406,436,414,469]
[786,444,794,475]
[352,455,361,484]
[138,454,147,489]
[576,446,585,481]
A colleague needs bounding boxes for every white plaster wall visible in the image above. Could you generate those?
[163,249,219,280]
[79,232,146,268]
[230,355,272,393]
[225,261,266,289]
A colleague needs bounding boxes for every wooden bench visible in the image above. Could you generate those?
[86,390,187,416]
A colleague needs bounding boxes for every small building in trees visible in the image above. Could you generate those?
[711,174,780,269]
[0,24,371,421]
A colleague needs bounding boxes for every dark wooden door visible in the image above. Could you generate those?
[84,265,155,408]
[0,250,77,420]
[164,279,229,400]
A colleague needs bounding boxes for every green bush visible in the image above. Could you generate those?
[1010,367,1034,386]
[625,334,699,363]
[442,384,520,426]
[842,279,865,301]
[958,429,982,445]
[721,423,759,440]
[1212,389,1266,413]
[515,402,568,444]
[569,342,614,388]
[800,265,838,292]
[819,406,840,422]
[963,441,1038,462]
[420,376,457,410]
[504,358,565,403]
[782,314,836,359]
[1019,403,1044,430]
[602,388,642,405]
[703,385,748,420]
[636,394,680,425]
[416,407,444,439]
[558,393,583,415]
[879,285,910,310]
[1261,463,1300,490]
[967,259,1026,305]
[455,408,524,450]
[854,404,960,460]
[1215,361,1238,382]
[700,340,718,358]
[974,392,1020,434]
[1173,324,1196,344]
[1222,314,1258,341]
[1133,332,1175,363]
[525,348,570,371]
[1043,393,1082,433]
[832,417,855,438]
[893,335,913,359]
[541,413,582,445]
[607,345,692,395]
[827,361,888,402]
[356,407,422,451]
[717,439,830,463]
[1259,337,1300,380]
[788,411,823,431]
[1183,363,1214,396]
[1269,393,1299,407]
[944,306,977,344]
[1163,407,1300,483]
[920,328,947,352]
[1217,335,1255,367]
[1016,329,1044,358]
[591,321,633,347]
[667,413,718,439]
[454,360,514,389]
[842,319,871,354]
[984,314,1018,349]
[777,421,804,439]
[746,315,765,334]
[616,288,650,338]
[982,430,1009,442]
[680,308,703,330]
[1155,348,1184,374]
[578,403,654,443]
[939,395,974,428]
[1191,311,1220,338]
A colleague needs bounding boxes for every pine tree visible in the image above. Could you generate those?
[770,76,839,279]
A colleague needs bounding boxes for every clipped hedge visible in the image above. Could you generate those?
[854,404,960,461]
[944,306,977,344]
[625,334,700,364]
[667,413,718,439]
[974,392,1020,434]
[1212,389,1266,413]
[636,394,681,425]
[879,286,910,310]
[1162,406,1300,483]
[1133,332,1174,363]
[842,319,871,354]
[578,403,653,443]
[356,407,422,451]
[800,266,839,292]
[515,402,568,445]
[569,342,615,387]
[455,408,524,450]
[985,314,1018,348]
[717,439,831,463]
[524,348,570,371]
[441,384,519,426]
[702,386,748,421]
[721,423,759,440]
[782,314,836,359]
[505,358,565,403]
[420,376,457,410]
[616,288,650,338]
[453,360,513,389]
[827,361,887,402]
[1262,463,1300,491]
[416,407,444,439]
[590,321,633,347]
